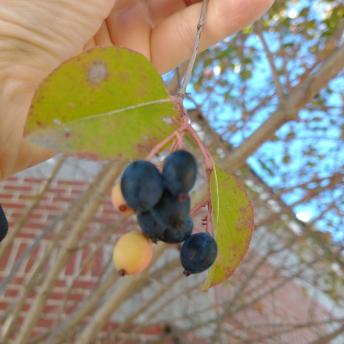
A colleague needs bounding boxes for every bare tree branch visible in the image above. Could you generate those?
[13,161,123,344]
[309,324,344,344]
[256,23,285,100]
[75,243,167,344]
[224,44,344,171]
[0,155,66,261]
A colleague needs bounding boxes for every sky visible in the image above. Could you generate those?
[165,0,344,242]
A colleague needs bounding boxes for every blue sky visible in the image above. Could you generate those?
[164,0,343,241]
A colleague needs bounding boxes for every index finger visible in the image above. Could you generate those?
[151,0,274,73]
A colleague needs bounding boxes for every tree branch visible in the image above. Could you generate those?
[0,155,66,262]
[224,43,344,171]
[309,324,344,344]
[13,161,123,344]
[256,23,285,100]
[75,243,167,344]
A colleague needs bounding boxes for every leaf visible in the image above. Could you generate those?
[26,47,180,160]
[203,165,254,290]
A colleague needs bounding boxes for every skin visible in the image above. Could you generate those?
[0,0,274,179]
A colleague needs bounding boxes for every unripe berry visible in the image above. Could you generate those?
[111,183,134,216]
[113,231,153,276]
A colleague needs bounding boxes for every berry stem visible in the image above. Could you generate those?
[191,199,208,216]
[206,200,213,234]
[146,130,179,160]
[185,122,213,172]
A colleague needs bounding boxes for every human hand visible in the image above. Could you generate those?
[0,0,274,180]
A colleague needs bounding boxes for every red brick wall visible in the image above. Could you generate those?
[0,175,333,343]
[0,176,117,338]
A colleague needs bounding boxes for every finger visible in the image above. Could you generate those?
[11,140,55,176]
[150,0,274,73]
[94,21,113,47]
[0,80,33,180]
[106,0,188,59]
[106,1,153,60]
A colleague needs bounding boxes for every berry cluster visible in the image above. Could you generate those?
[112,150,217,276]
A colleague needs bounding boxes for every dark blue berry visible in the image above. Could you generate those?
[0,205,8,243]
[121,160,163,212]
[180,233,217,274]
[163,150,197,196]
[137,211,166,242]
[160,217,193,244]
[152,190,190,228]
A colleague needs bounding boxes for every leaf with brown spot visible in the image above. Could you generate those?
[26,47,179,160]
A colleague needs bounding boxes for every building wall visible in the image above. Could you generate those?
[0,165,338,343]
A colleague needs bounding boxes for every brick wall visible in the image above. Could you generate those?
[0,175,335,343]
[0,176,116,339]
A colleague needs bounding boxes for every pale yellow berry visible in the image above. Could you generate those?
[111,183,134,216]
[113,231,153,275]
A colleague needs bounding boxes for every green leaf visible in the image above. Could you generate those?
[26,47,180,160]
[203,165,254,290]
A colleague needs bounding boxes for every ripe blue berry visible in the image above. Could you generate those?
[152,190,190,228]
[0,206,8,242]
[163,150,197,196]
[180,233,217,274]
[137,211,166,242]
[160,217,193,244]
[121,160,163,212]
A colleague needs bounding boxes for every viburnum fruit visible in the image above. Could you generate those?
[111,183,134,216]
[120,160,163,212]
[180,232,217,275]
[114,149,217,277]
[152,190,190,228]
[113,231,153,275]
[163,150,197,196]
[137,211,166,242]
[160,217,193,244]
[0,206,8,242]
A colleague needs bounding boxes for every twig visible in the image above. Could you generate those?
[256,22,285,101]
[177,0,209,98]
[13,161,123,344]
[75,243,168,344]
[0,155,66,261]
[109,272,183,341]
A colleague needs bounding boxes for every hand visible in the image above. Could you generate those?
[0,0,274,179]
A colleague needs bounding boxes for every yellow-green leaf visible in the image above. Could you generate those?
[203,165,254,290]
[26,47,180,159]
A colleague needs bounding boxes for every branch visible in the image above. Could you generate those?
[178,0,209,98]
[166,63,188,95]
[48,255,180,344]
[75,243,167,344]
[309,324,344,344]
[290,172,342,207]
[13,161,123,344]
[224,43,344,171]
[256,23,285,100]
[110,272,183,341]
[0,154,66,261]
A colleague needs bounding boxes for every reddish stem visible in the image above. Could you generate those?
[146,131,178,160]
[191,199,208,216]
